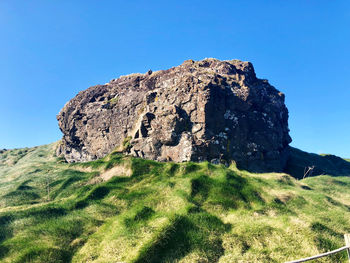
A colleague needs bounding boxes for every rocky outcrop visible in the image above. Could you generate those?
[57,58,292,172]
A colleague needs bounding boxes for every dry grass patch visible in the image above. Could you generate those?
[101,162,132,180]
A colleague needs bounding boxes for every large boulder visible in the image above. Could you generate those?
[57,58,292,172]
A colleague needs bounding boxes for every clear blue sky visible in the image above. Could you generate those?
[0,1,349,157]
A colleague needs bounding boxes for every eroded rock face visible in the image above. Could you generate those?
[57,58,292,172]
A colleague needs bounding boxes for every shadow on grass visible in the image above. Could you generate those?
[75,186,110,209]
[124,206,155,230]
[285,147,350,179]
[14,246,72,263]
[4,190,41,206]
[189,170,265,210]
[0,216,13,254]
[310,221,346,262]
[134,212,230,263]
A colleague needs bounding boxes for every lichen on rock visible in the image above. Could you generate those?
[57,58,292,172]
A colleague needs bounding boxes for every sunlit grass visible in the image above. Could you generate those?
[0,143,350,262]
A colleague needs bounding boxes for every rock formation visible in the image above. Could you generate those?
[57,58,292,172]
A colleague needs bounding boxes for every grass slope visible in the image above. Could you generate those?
[286,147,350,179]
[1,143,350,262]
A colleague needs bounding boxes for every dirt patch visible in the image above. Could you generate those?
[89,163,132,184]
[275,192,295,203]
[270,190,295,204]
[101,164,132,180]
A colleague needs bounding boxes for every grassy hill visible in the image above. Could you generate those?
[1,143,350,262]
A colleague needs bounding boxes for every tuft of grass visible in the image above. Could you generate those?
[122,136,132,151]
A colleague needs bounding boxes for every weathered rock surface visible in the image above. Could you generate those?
[57,58,292,172]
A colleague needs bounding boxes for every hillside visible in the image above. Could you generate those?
[1,144,350,262]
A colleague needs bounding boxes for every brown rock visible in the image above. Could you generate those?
[57,58,292,172]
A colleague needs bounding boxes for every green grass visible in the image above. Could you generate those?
[1,143,350,262]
